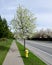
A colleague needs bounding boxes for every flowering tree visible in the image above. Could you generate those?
[12,5,36,50]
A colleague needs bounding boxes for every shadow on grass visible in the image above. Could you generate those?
[19,49,25,51]
[18,56,26,58]
[0,46,9,51]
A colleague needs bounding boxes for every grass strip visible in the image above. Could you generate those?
[16,41,46,65]
[0,39,13,65]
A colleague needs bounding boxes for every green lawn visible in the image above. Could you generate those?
[0,39,13,65]
[16,41,47,65]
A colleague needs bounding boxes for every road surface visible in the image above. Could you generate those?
[18,40,52,65]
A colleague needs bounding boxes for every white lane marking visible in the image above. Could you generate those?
[27,40,52,48]
[18,40,52,56]
[27,43,52,57]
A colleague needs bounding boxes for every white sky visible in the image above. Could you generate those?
[0,0,52,30]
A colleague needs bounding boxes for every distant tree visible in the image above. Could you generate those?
[0,16,14,38]
[12,5,36,50]
[0,16,3,38]
[2,18,8,37]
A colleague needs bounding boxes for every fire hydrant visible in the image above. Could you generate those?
[25,49,29,58]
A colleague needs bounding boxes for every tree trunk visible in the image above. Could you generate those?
[24,39,25,51]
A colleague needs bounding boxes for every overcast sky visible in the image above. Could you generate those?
[0,0,52,30]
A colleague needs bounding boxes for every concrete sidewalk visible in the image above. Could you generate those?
[3,40,24,65]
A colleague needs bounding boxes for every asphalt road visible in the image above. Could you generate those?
[26,40,52,55]
[18,40,52,65]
